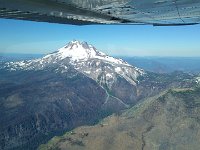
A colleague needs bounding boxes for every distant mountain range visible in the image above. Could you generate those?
[1,53,200,74]
[0,41,198,150]
[121,57,200,74]
[0,53,43,62]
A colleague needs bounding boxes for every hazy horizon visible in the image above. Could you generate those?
[1,19,200,57]
[1,52,200,58]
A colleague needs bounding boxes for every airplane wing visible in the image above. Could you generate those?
[0,0,200,26]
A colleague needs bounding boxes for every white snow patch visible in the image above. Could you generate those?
[115,67,122,73]
[106,73,113,78]
[196,77,200,84]
[17,61,26,67]
[57,41,97,61]
[84,71,91,74]
[10,68,16,71]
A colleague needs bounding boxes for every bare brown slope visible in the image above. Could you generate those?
[39,87,200,150]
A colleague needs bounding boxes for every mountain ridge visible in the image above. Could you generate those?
[39,86,200,150]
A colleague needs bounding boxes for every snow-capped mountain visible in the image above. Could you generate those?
[3,40,144,87]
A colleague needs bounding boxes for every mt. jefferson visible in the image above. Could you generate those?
[4,40,144,89]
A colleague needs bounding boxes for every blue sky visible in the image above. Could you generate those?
[1,18,200,57]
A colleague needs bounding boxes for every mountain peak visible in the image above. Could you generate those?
[63,40,91,50]
[65,40,81,48]
[56,41,131,66]
[58,40,98,61]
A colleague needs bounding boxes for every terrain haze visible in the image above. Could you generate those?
[1,53,200,74]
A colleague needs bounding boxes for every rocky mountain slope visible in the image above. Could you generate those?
[40,85,200,150]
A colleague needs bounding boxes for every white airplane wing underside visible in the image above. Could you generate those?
[0,0,200,26]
